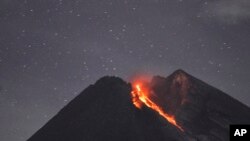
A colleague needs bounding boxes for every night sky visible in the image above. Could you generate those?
[0,0,250,140]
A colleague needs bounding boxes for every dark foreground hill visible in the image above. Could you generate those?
[28,70,250,141]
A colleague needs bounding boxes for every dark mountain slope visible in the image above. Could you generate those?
[28,77,183,141]
[150,69,250,140]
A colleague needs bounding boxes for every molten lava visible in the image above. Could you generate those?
[131,83,184,131]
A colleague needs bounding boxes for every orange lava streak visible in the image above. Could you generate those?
[131,84,184,131]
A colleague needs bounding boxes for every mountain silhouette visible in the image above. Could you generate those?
[28,70,250,141]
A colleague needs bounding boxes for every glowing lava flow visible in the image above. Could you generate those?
[131,84,184,131]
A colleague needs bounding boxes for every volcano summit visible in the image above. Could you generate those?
[28,70,250,141]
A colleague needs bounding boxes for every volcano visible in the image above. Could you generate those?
[28,70,250,141]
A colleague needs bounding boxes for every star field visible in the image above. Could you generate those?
[0,0,250,140]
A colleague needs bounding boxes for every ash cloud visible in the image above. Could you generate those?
[202,0,250,24]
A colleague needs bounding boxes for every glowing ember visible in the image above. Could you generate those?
[131,83,184,131]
